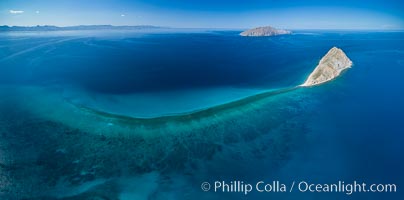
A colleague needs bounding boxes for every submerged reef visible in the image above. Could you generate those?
[0,85,314,199]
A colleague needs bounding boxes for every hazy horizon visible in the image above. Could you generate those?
[1,0,403,30]
[2,24,404,31]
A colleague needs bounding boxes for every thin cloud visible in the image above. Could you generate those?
[9,10,24,14]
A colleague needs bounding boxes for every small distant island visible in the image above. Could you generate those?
[0,25,164,32]
[301,47,352,86]
[240,26,291,37]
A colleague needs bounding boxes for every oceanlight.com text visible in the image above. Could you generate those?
[200,180,397,195]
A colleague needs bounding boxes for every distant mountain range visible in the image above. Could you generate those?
[0,25,165,31]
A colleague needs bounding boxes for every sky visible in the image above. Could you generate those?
[0,0,403,29]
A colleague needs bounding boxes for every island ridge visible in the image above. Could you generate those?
[240,26,292,36]
[301,47,352,86]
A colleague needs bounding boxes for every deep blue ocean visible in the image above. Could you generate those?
[0,30,403,199]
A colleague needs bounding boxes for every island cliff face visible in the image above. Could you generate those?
[240,26,291,36]
[301,47,352,87]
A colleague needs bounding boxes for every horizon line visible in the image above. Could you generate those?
[1,24,403,31]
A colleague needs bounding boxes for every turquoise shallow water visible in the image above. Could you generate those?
[0,30,403,199]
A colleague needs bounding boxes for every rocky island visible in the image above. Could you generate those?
[301,47,352,87]
[240,26,291,36]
